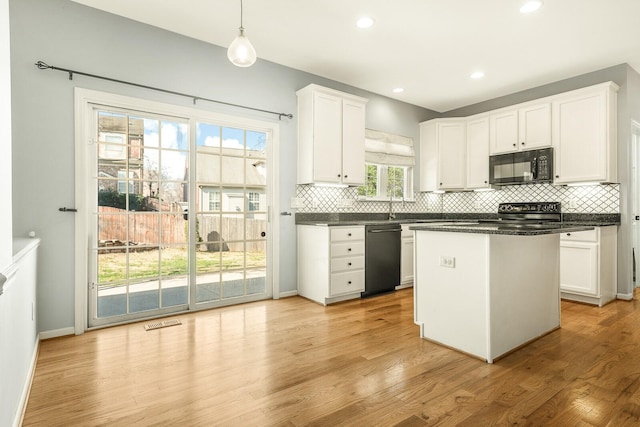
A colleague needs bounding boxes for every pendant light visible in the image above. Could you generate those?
[227,0,257,67]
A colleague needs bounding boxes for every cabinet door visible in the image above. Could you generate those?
[341,99,366,185]
[519,103,551,149]
[419,122,438,192]
[437,122,466,189]
[312,92,343,183]
[560,242,599,296]
[401,237,414,285]
[553,91,607,184]
[466,117,490,189]
[490,110,518,154]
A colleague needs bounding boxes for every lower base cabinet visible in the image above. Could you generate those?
[560,226,617,306]
[400,223,419,287]
[297,225,365,305]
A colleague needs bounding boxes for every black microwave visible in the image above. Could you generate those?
[489,147,553,186]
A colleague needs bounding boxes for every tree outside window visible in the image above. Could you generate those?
[358,164,410,200]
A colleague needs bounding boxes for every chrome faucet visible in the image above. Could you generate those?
[388,184,404,220]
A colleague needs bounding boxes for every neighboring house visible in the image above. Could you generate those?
[191,145,267,219]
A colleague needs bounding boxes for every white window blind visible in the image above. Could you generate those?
[364,129,415,167]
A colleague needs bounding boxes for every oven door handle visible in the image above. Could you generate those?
[531,157,538,180]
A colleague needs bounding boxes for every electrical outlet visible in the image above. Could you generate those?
[290,197,304,209]
[311,198,319,209]
[440,256,455,268]
[474,201,482,211]
[569,198,577,209]
[337,198,354,208]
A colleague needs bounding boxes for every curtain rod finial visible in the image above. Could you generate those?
[35,60,50,69]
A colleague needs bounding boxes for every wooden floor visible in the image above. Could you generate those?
[22,288,640,426]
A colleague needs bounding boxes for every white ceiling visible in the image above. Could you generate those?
[70,0,640,113]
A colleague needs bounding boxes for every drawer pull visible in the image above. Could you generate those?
[566,233,571,236]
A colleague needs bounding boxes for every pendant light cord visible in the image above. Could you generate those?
[240,0,244,29]
[35,60,293,120]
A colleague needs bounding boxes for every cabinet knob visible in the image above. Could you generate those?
[521,142,525,145]
[555,175,559,178]
[512,143,516,147]
[348,248,352,252]
[439,182,443,186]
[566,233,571,236]
[348,262,352,266]
[484,180,487,184]
[348,281,352,285]
[348,233,352,236]
[344,175,348,178]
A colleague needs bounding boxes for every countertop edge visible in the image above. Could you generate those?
[410,224,595,236]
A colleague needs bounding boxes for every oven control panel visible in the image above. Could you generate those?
[498,202,561,214]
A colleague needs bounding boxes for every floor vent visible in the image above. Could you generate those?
[144,319,182,331]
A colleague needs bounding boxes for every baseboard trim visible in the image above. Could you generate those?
[278,290,299,299]
[39,327,75,340]
[15,336,39,427]
[617,292,634,301]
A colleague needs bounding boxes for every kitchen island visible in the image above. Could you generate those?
[411,222,593,363]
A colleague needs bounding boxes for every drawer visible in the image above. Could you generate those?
[330,227,364,242]
[331,256,364,273]
[330,270,365,296]
[560,228,598,243]
[331,241,365,257]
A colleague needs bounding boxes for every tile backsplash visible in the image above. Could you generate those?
[295,183,619,214]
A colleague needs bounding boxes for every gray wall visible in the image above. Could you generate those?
[9,0,436,333]
[0,0,12,271]
[443,63,640,298]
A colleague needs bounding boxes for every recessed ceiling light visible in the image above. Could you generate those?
[470,71,485,79]
[392,87,404,93]
[520,0,543,13]
[356,16,375,29]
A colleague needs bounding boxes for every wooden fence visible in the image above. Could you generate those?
[98,207,266,251]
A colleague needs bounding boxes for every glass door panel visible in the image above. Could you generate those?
[194,123,269,307]
[91,111,190,327]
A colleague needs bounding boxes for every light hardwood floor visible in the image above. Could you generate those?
[23,288,640,426]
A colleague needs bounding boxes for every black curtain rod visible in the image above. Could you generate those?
[34,60,294,120]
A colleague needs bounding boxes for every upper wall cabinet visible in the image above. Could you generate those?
[296,84,368,186]
[420,119,466,191]
[552,82,618,184]
[490,102,551,154]
[466,116,490,189]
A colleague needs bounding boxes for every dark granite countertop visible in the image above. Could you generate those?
[295,213,620,228]
[409,223,595,236]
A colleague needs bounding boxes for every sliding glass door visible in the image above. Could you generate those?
[84,99,274,328]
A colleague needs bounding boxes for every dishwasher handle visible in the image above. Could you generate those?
[367,228,401,233]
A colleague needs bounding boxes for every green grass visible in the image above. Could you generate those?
[98,247,265,283]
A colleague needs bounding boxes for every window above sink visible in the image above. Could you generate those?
[357,129,415,202]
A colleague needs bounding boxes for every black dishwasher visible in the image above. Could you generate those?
[362,223,401,298]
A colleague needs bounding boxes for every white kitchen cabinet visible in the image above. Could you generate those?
[419,119,466,191]
[490,103,551,154]
[552,82,618,184]
[466,116,490,189]
[560,226,617,306]
[296,84,368,186]
[297,225,365,305]
[399,223,419,287]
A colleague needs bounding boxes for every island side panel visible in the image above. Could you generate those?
[488,234,560,361]
[415,230,490,360]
